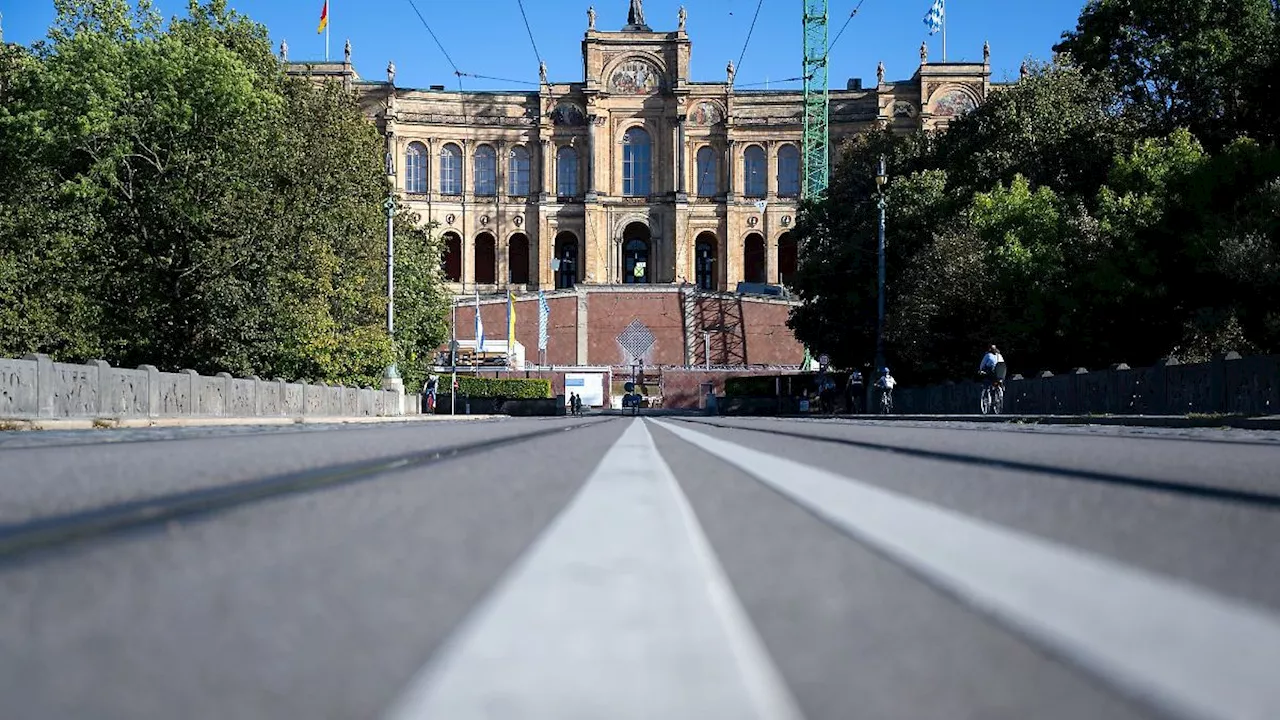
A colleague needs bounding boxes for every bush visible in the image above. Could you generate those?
[724,376,781,397]
[456,377,552,399]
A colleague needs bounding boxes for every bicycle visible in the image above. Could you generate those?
[878,387,894,414]
[979,380,1004,415]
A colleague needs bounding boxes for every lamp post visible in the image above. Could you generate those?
[875,155,888,373]
[380,158,404,412]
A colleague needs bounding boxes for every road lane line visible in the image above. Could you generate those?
[383,418,802,720]
[652,419,1280,720]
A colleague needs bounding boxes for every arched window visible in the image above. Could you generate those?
[622,126,652,197]
[508,146,531,196]
[474,145,497,196]
[744,233,766,284]
[622,222,650,284]
[440,143,462,195]
[475,233,496,285]
[405,142,427,194]
[509,233,530,285]
[696,146,717,197]
[442,232,462,282]
[743,145,766,198]
[695,232,717,291]
[556,146,578,197]
[779,232,798,286]
[777,144,801,198]
[554,232,578,289]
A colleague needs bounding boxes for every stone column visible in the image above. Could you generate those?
[461,139,473,291]
[725,140,737,202]
[539,138,552,201]
[675,115,687,200]
[586,116,599,199]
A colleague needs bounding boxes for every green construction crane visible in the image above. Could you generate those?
[802,0,829,199]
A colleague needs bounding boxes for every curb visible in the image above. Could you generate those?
[761,414,1280,430]
[0,415,504,432]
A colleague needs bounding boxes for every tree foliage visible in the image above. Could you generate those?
[790,0,1280,382]
[0,0,450,389]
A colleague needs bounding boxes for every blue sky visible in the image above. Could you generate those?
[2,0,1085,89]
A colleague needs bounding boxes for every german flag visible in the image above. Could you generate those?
[316,0,329,33]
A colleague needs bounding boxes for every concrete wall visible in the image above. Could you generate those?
[0,355,412,420]
[893,353,1280,416]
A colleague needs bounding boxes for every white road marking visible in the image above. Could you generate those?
[653,419,1280,720]
[383,418,802,720]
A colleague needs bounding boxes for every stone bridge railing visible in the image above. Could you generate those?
[893,352,1279,416]
[0,354,412,420]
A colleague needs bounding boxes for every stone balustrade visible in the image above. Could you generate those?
[0,354,412,420]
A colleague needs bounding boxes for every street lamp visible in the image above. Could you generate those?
[380,160,404,413]
[875,155,888,373]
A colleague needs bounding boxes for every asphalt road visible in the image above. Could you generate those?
[2,415,1279,720]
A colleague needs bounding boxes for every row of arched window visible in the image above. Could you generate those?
[437,231,798,290]
[403,134,801,199]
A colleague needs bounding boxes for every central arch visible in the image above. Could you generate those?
[622,221,651,284]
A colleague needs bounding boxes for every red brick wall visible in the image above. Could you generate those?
[452,294,579,365]
[587,292,686,366]
[448,288,802,370]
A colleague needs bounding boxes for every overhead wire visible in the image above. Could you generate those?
[827,0,870,56]
[733,0,768,84]
[404,0,464,89]
[458,72,539,86]
[735,76,804,88]
[514,0,544,70]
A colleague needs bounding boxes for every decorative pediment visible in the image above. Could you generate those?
[609,58,664,95]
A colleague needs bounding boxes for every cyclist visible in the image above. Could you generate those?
[874,367,896,413]
[978,345,1004,383]
[978,345,1007,414]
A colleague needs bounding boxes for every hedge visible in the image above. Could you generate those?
[455,377,552,399]
[724,376,781,398]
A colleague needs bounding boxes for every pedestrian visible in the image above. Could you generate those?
[427,375,439,412]
[846,370,864,414]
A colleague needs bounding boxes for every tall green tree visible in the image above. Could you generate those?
[0,0,449,388]
[1055,0,1280,147]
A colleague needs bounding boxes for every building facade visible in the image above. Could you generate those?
[290,2,993,297]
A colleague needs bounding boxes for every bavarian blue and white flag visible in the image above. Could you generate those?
[537,290,550,351]
[474,292,485,352]
[924,0,944,35]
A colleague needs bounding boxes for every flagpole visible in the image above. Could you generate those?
[943,0,947,62]
[326,2,330,61]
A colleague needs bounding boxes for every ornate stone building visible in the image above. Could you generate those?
[290,2,993,297]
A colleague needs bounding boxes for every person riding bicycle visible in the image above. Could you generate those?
[978,345,1005,387]
[874,367,896,412]
[846,370,864,414]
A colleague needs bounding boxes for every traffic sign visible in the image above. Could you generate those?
[818,353,830,368]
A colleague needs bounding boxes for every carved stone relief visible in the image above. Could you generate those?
[893,100,918,118]
[551,101,587,126]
